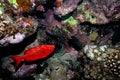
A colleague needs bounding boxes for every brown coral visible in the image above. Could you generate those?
[16,0,33,12]
[103,49,120,77]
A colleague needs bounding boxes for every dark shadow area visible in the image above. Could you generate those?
[112,26,120,45]
[68,36,83,51]
[0,32,37,58]
[80,20,120,28]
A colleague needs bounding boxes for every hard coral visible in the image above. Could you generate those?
[0,2,38,46]
[12,64,37,78]
[103,49,120,77]
[54,0,82,17]
[76,0,120,24]
[16,0,33,12]
[91,0,120,19]
[0,13,38,46]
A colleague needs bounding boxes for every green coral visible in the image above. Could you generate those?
[77,2,96,24]
[0,3,5,14]
[90,32,98,41]
[8,0,18,8]
[84,11,96,23]
[0,2,5,7]
[77,2,85,12]
[64,16,78,25]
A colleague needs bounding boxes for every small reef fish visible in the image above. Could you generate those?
[10,44,55,67]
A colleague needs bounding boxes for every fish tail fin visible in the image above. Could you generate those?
[10,56,23,67]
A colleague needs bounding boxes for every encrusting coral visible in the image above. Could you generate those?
[0,2,38,46]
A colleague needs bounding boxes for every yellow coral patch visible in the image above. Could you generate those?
[8,0,18,6]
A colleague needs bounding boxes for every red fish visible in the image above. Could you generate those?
[10,44,55,67]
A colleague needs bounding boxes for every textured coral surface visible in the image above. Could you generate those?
[0,0,120,80]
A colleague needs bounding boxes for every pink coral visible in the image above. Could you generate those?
[54,0,82,17]
[76,34,91,45]
[12,64,37,78]
[36,5,45,12]
[67,70,75,79]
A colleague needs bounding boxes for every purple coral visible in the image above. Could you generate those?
[0,33,25,45]
[67,70,75,79]
[91,0,120,22]
[54,0,82,17]
[76,34,91,45]
[12,64,37,78]
[40,10,60,27]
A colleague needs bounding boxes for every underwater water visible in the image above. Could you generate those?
[0,0,120,80]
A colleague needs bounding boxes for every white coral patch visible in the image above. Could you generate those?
[0,33,25,45]
[0,38,8,45]
[8,33,25,44]
[99,45,107,52]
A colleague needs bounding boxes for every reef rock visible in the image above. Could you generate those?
[0,2,38,46]
[76,0,120,24]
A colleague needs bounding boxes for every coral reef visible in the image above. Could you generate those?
[76,0,120,24]
[0,2,38,46]
[0,0,120,80]
[103,49,120,77]
[83,45,107,60]
[12,64,37,78]
[54,0,82,17]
